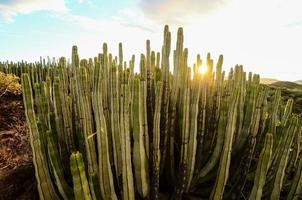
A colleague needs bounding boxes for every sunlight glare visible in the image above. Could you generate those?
[198,66,207,75]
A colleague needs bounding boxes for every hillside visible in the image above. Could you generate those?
[260,78,279,85]
[270,81,302,90]
[268,81,302,114]
[294,80,302,85]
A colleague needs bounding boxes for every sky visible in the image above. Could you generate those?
[0,0,302,81]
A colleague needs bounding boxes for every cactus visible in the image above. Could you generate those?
[150,80,163,200]
[287,126,302,200]
[270,116,299,199]
[185,73,201,191]
[70,152,92,200]
[195,86,228,181]
[120,77,135,200]
[109,62,123,187]
[210,80,239,200]
[75,66,100,200]
[11,25,301,200]
[22,74,59,200]
[47,129,74,200]
[249,133,273,200]
[132,77,150,198]
[160,25,172,183]
[139,54,150,159]
[53,77,70,172]
[92,57,117,199]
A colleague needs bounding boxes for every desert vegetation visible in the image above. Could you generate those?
[0,72,21,97]
[0,25,301,200]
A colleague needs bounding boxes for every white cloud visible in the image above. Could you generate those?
[1,0,301,80]
[50,12,160,60]
[0,0,68,23]
[135,0,302,80]
[140,0,230,24]
[113,8,159,32]
[54,13,104,30]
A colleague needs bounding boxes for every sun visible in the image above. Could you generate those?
[198,66,207,75]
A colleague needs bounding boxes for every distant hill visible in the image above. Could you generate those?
[260,78,279,85]
[270,81,302,90]
[294,80,302,85]
[267,81,302,114]
[261,78,302,90]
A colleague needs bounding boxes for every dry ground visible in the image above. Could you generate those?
[0,94,38,200]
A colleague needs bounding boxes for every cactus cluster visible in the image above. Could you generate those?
[2,25,302,200]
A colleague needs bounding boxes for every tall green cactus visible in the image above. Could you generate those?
[151,81,163,200]
[185,73,201,191]
[70,152,92,200]
[133,77,150,198]
[287,126,302,200]
[195,86,228,181]
[22,74,59,200]
[76,66,99,199]
[14,25,302,200]
[120,77,135,200]
[109,62,123,187]
[270,116,299,199]
[249,133,273,200]
[210,81,239,200]
[92,57,117,200]
[47,129,73,200]
[139,54,149,159]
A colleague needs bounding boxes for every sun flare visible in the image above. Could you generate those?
[198,66,207,75]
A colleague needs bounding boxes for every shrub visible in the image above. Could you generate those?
[0,72,21,97]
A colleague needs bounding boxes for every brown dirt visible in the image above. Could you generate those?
[0,94,38,200]
[0,95,25,131]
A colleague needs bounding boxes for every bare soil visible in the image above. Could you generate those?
[0,94,38,200]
